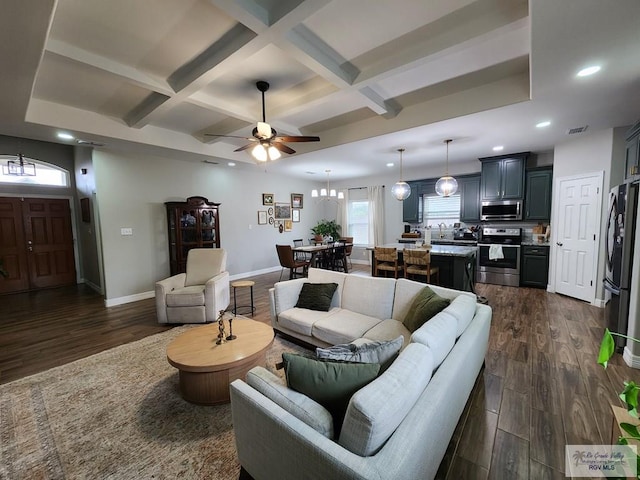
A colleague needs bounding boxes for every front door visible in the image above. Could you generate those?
[553,173,602,302]
[0,197,76,294]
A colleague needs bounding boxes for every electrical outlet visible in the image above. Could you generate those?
[120,228,133,236]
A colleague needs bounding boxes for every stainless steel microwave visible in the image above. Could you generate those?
[480,199,522,221]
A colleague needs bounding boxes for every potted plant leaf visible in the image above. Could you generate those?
[311,219,341,242]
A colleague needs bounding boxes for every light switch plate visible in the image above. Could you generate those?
[121,227,133,236]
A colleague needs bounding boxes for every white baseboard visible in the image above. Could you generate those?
[229,266,280,281]
[105,290,155,307]
[81,278,103,295]
[623,346,640,369]
[592,297,606,308]
[350,259,369,265]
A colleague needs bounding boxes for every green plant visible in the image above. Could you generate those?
[311,219,341,240]
[598,329,640,451]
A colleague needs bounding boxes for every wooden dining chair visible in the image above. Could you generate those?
[373,247,404,279]
[340,236,354,268]
[276,245,310,281]
[403,248,439,284]
[292,239,312,263]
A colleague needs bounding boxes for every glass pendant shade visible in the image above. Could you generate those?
[436,139,457,197]
[392,147,411,201]
[392,181,411,200]
[435,176,458,197]
[311,189,319,197]
[252,144,268,162]
[312,169,343,202]
[267,145,281,160]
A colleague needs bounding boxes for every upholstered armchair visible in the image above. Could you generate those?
[155,248,230,324]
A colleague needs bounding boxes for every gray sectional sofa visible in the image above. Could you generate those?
[230,268,492,480]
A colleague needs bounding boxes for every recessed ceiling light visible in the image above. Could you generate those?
[492,146,504,151]
[577,65,601,77]
[386,163,394,167]
[536,121,551,128]
[228,162,236,167]
[57,132,74,140]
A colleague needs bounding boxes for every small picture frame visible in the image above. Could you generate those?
[291,193,303,209]
[284,220,293,232]
[262,193,274,206]
[257,211,267,225]
[268,207,274,216]
[269,217,274,225]
[274,203,291,220]
[292,209,300,223]
[274,219,282,229]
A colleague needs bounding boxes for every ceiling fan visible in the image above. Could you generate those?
[205,81,320,162]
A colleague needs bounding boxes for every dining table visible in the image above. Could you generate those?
[292,242,352,273]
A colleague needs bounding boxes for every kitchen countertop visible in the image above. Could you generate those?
[370,243,477,257]
[397,238,477,245]
[521,241,551,246]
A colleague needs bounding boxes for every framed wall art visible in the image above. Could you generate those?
[257,211,267,225]
[262,193,274,206]
[284,220,293,232]
[274,203,291,220]
[291,193,303,209]
[292,209,300,223]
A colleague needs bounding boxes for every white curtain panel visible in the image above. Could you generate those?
[337,189,349,238]
[367,186,385,246]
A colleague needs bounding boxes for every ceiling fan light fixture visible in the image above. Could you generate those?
[257,121,272,139]
[392,148,411,201]
[252,144,268,162]
[436,139,458,197]
[267,145,281,160]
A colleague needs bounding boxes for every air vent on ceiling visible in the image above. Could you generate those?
[567,125,588,135]
[76,140,105,147]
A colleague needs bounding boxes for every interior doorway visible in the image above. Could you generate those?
[0,196,76,294]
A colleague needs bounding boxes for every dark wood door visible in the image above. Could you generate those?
[0,197,76,293]
[0,197,30,293]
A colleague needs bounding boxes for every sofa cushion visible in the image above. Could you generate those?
[341,275,396,320]
[339,343,434,456]
[410,311,457,368]
[361,319,411,348]
[308,268,347,308]
[166,285,205,306]
[316,336,403,370]
[282,353,380,433]
[245,367,334,439]
[185,248,226,286]
[312,309,382,345]
[444,294,477,337]
[277,307,341,337]
[402,286,450,332]
[295,282,338,311]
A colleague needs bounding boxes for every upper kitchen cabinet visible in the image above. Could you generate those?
[402,181,422,223]
[459,174,481,223]
[625,120,640,180]
[525,167,553,221]
[479,153,528,201]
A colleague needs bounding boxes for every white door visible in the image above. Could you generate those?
[554,173,602,302]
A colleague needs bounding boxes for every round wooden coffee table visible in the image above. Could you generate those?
[166,319,274,405]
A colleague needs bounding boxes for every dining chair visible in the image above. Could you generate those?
[340,236,354,268]
[292,238,312,263]
[373,247,404,279]
[330,242,348,272]
[276,244,310,281]
[403,248,440,284]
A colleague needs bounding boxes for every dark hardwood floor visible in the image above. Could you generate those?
[1,265,638,478]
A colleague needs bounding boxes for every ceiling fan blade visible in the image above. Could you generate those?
[271,142,296,154]
[274,135,320,143]
[234,143,255,152]
[204,134,255,140]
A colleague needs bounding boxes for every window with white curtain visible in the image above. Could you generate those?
[422,194,461,227]
[347,188,369,245]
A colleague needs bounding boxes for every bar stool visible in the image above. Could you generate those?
[231,280,256,316]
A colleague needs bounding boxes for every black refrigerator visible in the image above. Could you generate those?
[604,182,638,350]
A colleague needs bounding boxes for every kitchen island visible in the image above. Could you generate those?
[367,243,477,292]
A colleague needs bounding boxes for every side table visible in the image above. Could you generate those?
[231,280,256,316]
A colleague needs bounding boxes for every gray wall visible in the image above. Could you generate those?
[92,149,324,301]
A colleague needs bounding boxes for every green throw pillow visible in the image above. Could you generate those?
[403,286,450,333]
[295,282,338,311]
[281,353,380,433]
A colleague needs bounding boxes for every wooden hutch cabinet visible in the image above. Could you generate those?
[165,196,220,275]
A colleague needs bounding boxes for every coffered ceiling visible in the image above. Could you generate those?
[1,0,639,180]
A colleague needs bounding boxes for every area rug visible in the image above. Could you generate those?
[0,322,307,480]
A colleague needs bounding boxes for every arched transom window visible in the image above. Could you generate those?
[0,155,70,187]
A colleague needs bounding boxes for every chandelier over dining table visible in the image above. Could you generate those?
[312,169,344,200]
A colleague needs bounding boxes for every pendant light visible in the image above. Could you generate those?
[435,139,458,197]
[391,148,411,201]
[312,170,344,200]
[2,153,36,176]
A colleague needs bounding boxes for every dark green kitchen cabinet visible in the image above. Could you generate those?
[625,120,640,180]
[459,174,481,223]
[521,245,549,288]
[402,182,422,223]
[479,153,527,201]
[525,167,553,221]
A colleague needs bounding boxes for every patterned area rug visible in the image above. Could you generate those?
[0,322,307,480]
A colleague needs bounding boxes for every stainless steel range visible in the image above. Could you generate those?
[476,227,522,287]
